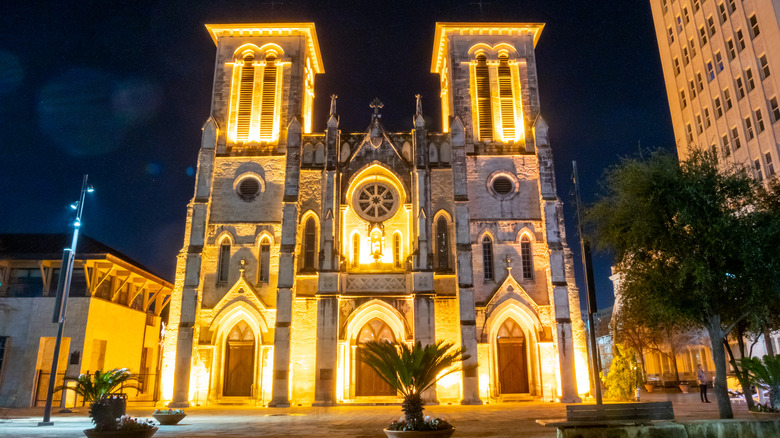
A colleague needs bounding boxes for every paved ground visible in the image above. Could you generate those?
[1,392,777,437]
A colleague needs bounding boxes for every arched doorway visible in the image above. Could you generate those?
[497,318,529,394]
[223,321,255,397]
[356,318,396,397]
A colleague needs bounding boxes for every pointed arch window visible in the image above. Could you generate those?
[236,54,255,141]
[303,217,317,271]
[474,54,493,141]
[482,235,494,281]
[230,52,281,143]
[497,54,516,141]
[259,54,278,140]
[218,240,231,283]
[258,237,270,283]
[393,234,402,269]
[352,234,361,268]
[436,216,450,271]
[520,235,533,280]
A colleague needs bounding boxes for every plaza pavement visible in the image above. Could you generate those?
[1,392,777,438]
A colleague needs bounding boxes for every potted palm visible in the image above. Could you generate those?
[739,355,780,411]
[56,368,157,437]
[360,339,470,438]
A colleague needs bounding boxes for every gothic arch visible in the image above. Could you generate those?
[345,162,409,204]
[299,210,320,271]
[343,299,408,344]
[467,43,520,61]
[485,301,541,396]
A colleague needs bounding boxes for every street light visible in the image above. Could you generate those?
[39,174,94,426]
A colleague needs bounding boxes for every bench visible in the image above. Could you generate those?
[536,401,675,428]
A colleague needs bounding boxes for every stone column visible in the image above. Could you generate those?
[314,293,338,405]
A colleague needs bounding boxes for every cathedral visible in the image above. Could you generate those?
[161,22,589,407]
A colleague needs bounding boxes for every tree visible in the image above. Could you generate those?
[602,345,639,401]
[360,340,468,431]
[588,149,780,418]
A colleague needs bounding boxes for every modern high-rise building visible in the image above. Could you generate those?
[160,22,590,408]
[649,0,780,180]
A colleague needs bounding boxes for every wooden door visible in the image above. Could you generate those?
[223,321,255,397]
[497,319,529,394]
[356,319,396,397]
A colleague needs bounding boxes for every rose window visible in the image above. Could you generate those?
[354,182,398,222]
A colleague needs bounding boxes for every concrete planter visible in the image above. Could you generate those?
[83,427,158,438]
[383,428,455,438]
[644,384,655,393]
[152,413,186,425]
[679,384,691,394]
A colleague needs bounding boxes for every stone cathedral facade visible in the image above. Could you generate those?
[161,22,589,407]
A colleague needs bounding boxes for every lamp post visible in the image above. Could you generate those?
[39,174,94,426]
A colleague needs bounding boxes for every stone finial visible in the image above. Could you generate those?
[329,94,338,116]
[370,97,384,119]
[239,258,246,277]
[415,94,423,117]
[505,254,513,273]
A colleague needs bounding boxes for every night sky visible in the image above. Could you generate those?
[0,0,675,310]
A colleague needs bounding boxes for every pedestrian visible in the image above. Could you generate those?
[697,364,710,403]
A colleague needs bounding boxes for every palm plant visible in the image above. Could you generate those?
[739,355,780,410]
[360,339,470,431]
[56,368,139,402]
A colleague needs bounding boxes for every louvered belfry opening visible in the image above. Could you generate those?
[259,54,277,140]
[475,54,493,141]
[497,54,515,140]
[236,54,255,141]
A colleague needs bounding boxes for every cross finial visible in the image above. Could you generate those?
[330,94,338,116]
[370,97,384,119]
[415,94,423,117]
[471,0,490,18]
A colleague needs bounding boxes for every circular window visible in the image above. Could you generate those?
[236,177,261,201]
[353,182,399,222]
[492,176,514,195]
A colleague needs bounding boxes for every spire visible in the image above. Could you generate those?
[329,94,338,117]
[415,94,423,118]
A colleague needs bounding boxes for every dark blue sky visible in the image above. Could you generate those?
[0,0,675,310]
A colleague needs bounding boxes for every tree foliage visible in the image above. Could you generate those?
[602,346,639,401]
[588,149,780,418]
[739,355,780,410]
[55,368,138,402]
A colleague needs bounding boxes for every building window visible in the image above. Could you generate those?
[745,117,754,140]
[520,235,533,280]
[707,62,715,81]
[732,127,741,150]
[749,15,760,38]
[696,72,704,91]
[760,56,771,79]
[229,51,281,143]
[7,268,43,297]
[689,38,697,58]
[681,90,688,108]
[474,54,493,142]
[690,81,697,98]
[674,58,681,76]
[724,88,733,109]
[737,30,745,50]
[668,26,675,44]
[766,153,775,176]
[693,0,700,12]
[354,182,399,222]
[303,217,317,271]
[683,7,690,24]
[746,68,755,91]
[771,97,780,122]
[755,159,763,181]
[482,235,494,281]
[394,234,402,269]
[707,16,716,36]
[677,16,683,32]
[727,40,736,60]
[719,3,727,23]
[436,216,450,271]
[235,53,255,141]
[258,238,270,283]
[218,241,231,283]
[736,77,745,99]
[715,98,723,117]
[663,0,668,13]
[722,135,731,157]
[352,234,360,268]
[259,54,279,140]
[683,47,690,65]
[704,108,711,127]
[716,52,724,71]
[236,176,261,201]
[727,0,736,13]
[686,123,694,142]
[756,109,765,133]
[497,54,517,141]
[697,114,703,133]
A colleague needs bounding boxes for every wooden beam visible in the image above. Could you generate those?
[111,272,134,302]
[129,280,148,307]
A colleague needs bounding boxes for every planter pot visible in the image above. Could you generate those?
[152,413,186,425]
[679,384,691,394]
[644,384,655,393]
[83,427,158,438]
[383,428,455,438]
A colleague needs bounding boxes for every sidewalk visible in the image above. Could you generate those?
[0,393,775,438]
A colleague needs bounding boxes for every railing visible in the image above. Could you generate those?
[33,371,159,407]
